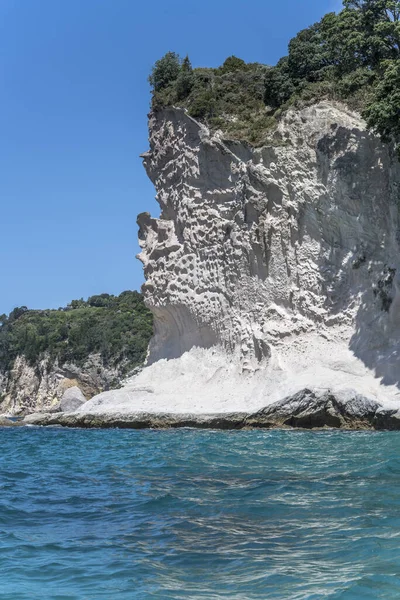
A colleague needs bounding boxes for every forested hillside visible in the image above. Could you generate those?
[0,291,153,377]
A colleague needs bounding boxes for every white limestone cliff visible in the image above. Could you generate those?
[79,100,400,416]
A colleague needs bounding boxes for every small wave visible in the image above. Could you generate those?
[1,428,400,598]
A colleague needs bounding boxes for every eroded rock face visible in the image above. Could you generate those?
[66,100,400,419]
[0,354,124,416]
[138,102,400,384]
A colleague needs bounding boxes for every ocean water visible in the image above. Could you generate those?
[1,428,400,600]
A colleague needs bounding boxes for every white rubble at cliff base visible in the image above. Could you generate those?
[77,334,400,415]
[80,101,400,416]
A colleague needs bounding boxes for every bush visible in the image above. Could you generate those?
[188,90,216,119]
[264,58,295,108]
[218,56,247,74]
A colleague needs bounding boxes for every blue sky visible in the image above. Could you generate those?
[0,0,341,315]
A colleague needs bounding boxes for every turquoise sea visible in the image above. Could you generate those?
[1,427,400,599]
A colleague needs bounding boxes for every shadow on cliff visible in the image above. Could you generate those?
[146,304,219,365]
[316,124,400,389]
[349,271,400,387]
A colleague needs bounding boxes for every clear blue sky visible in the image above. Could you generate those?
[0,0,341,315]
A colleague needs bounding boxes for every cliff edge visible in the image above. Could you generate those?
[78,100,400,417]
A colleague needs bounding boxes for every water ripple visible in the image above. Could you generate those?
[1,427,400,598]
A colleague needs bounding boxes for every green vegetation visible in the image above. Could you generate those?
[149,1,400,151]
[0,291,153,377]
[150,54,271,145]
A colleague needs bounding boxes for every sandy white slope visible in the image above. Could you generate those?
[78,333,400,415]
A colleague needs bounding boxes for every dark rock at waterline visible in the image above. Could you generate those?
[244,389,398,429]
[23,413,55,425]
[21,411,249,430]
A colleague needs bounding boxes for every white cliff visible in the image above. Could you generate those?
[78,100,400,416]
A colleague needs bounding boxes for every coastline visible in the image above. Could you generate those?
[8,389,400,431]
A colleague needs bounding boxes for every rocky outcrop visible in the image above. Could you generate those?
[59,386,87,412]
[0,416,21,427]
[245,389,400,429]
[19,388,400,430]
[0,354,124,416]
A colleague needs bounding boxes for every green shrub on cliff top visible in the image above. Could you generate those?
[149,1,400,151]
[151,55,271,145]
[0,291,153,376]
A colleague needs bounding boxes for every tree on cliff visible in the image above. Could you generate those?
[264,58,295,107]
[218,56,247,74]
[175,55,194,100]
[343,0,400,64]
[262,0,400,150]
[148,51,181,92]
[363,59,400,142]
